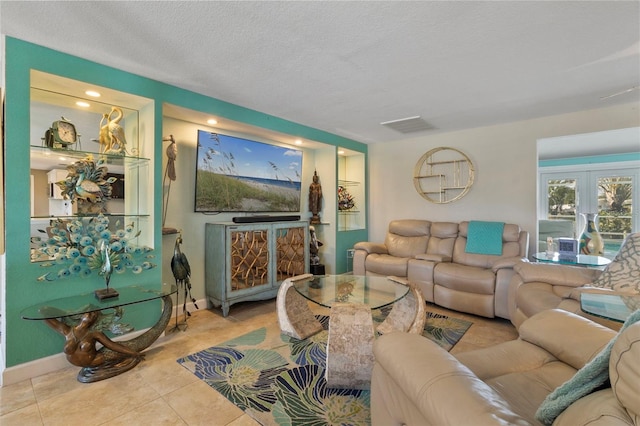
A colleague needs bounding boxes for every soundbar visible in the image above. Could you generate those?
[232,215,301,223]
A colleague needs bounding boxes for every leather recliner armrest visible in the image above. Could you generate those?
[514,261,600,287]
[373,332,529,425]
[492,256,527,272]
[517,309,616,370]
[353,241,388,255]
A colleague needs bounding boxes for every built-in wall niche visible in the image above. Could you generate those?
[337,148,366,232]
[29,70,154,263]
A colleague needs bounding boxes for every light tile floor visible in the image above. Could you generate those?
[0,300,518,425]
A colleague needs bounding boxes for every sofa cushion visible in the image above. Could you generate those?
[426,222,457,258]
[373,332,530,425]
[434,263,495,294]
[610,320,640,420]
[384,220,431,258]
[535,309,640,425]
[515,282,564,319]
[519,309,615,370]
[486,362,577,422]
[591,233,640,294]
[554,389,634,426]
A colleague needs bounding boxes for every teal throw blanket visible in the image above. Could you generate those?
[465,221,504,255]
[535,309,640,425]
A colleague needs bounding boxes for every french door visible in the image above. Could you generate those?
[540,163,639,256]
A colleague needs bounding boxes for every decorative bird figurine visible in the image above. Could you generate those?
[106,107,129,155]
[100,240,112,288]
[164,135,177,181]
[98,113,111,153]
[92,240,120,299]
[56,157,117,206]
[74,171,102,202]
[170,234,197,331]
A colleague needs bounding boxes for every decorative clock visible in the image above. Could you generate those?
[413,147,475,204]
[44,116,78,149]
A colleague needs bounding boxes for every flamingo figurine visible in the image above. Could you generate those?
[98,113,111,153]
[107,107,129,155]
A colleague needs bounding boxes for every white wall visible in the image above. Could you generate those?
[367,103,640,256]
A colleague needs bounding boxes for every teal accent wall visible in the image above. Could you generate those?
[336,229,368,273]
[539,152,640,168]
[4,37,367,367]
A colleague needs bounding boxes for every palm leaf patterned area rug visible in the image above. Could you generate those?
[176,311,472,425]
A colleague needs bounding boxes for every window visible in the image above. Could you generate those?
[540,163,638,257]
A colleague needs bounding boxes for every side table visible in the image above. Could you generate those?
[581,292,640,323]
[21,283,176,383]
[532,252,611,268]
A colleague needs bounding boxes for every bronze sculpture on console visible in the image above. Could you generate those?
[309,225,325,275]
[45,310,143,372]
[309,170,323,224]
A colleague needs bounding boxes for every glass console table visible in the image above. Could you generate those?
[21,283,176,383]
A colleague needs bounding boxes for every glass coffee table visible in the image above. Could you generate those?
[276,274,422,389]
[292,274,410,309]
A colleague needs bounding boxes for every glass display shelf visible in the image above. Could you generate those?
[31,213,150,220]
[31,145,150,169]
[338,179,361,186]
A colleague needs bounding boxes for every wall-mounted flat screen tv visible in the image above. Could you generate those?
[195,130,303,212]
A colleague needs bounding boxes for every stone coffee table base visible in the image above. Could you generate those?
[326,302,375,389]
[276,274,425,389]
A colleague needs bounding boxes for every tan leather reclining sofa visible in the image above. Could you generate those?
[371,309,640,425]
[509,261,603,328]
[510,232,640,330]
[353,219,529,319]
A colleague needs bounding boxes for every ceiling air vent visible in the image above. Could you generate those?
[381,116,434,134]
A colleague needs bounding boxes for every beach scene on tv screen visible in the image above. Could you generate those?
[195,131,303,212]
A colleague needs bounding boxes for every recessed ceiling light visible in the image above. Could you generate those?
[76,101,90,107]
[207,119,218,125]
[295,139,302,145]
[85,90,101,97]
[338,150,345,155]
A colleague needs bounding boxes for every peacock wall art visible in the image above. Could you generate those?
[31,155,156,283]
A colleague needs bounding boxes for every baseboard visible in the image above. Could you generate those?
[173,297,206,317]
[2,352,70,386]
[1,297,207,387]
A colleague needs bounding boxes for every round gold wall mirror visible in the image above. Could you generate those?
[413,147,475,204]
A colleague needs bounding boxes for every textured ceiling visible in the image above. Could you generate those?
[1,1,639,144]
